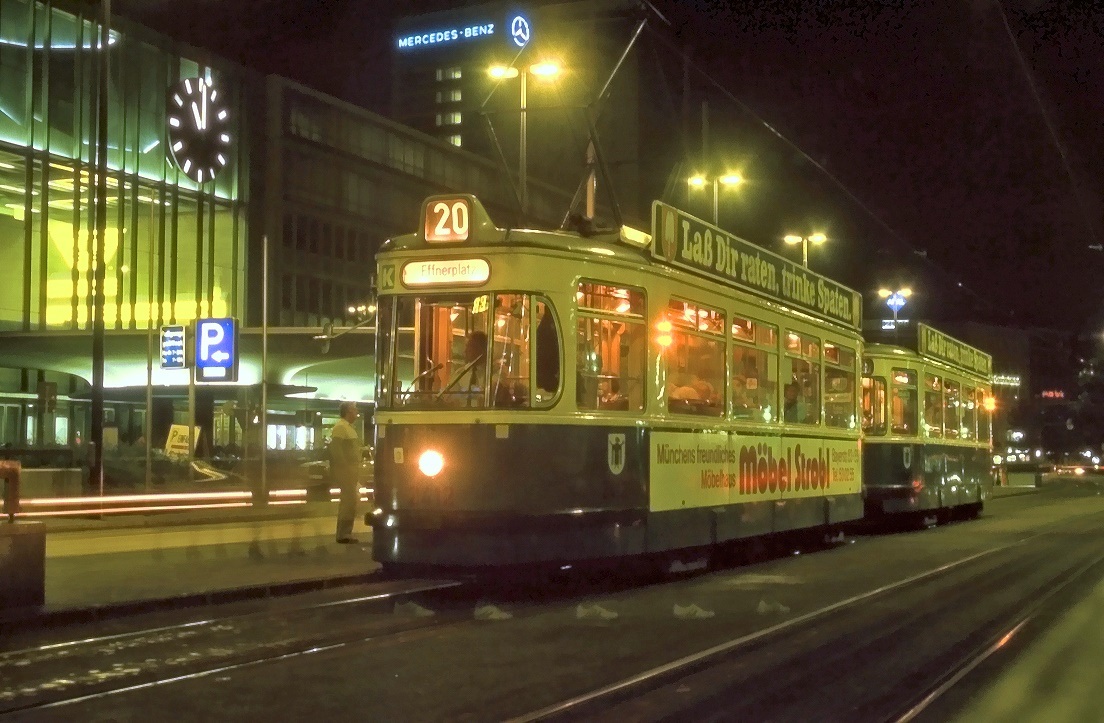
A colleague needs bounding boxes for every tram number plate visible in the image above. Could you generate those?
[424,198,470,242]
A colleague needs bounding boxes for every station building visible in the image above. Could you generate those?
[0,0,569,459]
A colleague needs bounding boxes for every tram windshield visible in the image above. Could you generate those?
[381,292,560,410]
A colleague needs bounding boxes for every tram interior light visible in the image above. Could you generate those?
[655,319,673,348]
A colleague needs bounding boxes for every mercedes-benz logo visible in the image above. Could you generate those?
[510,16,530,47]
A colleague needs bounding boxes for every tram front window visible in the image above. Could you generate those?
[386,293,561,410]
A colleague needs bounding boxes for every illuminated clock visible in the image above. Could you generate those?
[166,76,232,184]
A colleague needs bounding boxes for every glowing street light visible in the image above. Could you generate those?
[877,287,913,328]
[488,60,562,216]
[783,233,827,268]
[687,172,743,225]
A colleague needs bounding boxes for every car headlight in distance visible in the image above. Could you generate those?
[418,450,444,477]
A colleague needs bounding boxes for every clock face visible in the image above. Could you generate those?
[166,76,232,184]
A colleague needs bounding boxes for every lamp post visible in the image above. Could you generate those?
[488,61,561,217]
[877,287,913,330]
[687,172,742,226]
[783,233,827,269]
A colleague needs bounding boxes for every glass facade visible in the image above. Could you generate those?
[0,0,248,333]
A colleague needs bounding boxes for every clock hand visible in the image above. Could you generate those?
[201,86,207,130]
[190,100,203,130]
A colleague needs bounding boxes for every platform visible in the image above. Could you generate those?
[0,503,378,627]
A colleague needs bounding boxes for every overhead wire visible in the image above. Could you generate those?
[640,20,998,314]
[993,0,1100,248]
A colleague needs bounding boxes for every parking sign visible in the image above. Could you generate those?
[195,317,238,382]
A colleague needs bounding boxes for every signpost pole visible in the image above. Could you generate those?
[145,199,154,493]
[188,366,196,487]
[260,235,269,507]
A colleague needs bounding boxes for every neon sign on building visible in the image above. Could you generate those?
[395,12,531,51]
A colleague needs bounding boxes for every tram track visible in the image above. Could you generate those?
[0,578,463,716]
[6,495,1099,720]
[892,546,1104,723]
[513,506,1104,722]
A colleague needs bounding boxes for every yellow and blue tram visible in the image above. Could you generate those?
[860,324,994,524]
[368,194,867,571]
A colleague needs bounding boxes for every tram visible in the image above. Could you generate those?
[367,194,866,571]
[860,324,994,525]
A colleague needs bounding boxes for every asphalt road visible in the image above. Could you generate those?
[3,477,1103,722]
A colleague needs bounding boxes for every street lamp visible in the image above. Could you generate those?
[783,233,827,268]
[877,287,913,329]
[687,172,743,225]
[488,61,562,216]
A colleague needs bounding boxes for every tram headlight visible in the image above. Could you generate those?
[418,449,445,477]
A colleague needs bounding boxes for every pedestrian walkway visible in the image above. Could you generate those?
[5,504,379,626]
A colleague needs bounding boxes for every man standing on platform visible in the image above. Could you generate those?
[330,401,362,544]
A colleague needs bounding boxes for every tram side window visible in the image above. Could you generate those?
[891,369,917,434]
[943,380,961,439]
[924,374,943,438]
[961,386,976,440]
[783,331,820,424]
[576,282,646,412]
[824,344,857,429]
[862,377,887,435]
[666,299,725,417]
[731,317,778,423]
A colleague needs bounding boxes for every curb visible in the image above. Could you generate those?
[0,570,381,633]
[991,486,1044,498]
[33,502,338,534]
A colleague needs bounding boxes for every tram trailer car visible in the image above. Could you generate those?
[367,194,867,573]
[860,325,995,526]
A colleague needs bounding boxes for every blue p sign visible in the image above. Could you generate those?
[195,317,238,381]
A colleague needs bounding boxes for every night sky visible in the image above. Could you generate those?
[119,0,1104,332]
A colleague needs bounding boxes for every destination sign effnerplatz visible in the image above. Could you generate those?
[651,202,861,330]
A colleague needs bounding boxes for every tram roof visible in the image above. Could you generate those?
[385,194,863,332]
[864,323,992,379]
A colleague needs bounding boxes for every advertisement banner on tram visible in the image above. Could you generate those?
[651,202,861,330]
[649,430,861,512]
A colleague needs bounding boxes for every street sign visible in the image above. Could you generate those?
[160,325,187,369]
[195,317,238,382]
